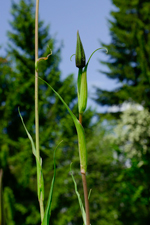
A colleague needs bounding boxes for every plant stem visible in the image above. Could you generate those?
[79,113,82,124]
[79,114,90,225]
[82,173,90,225]
[35,0,44,221]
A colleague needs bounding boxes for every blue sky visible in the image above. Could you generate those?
[0,0,118,112]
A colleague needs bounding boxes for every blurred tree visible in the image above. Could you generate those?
[112,107,150,225]
[95,0,150,113]
[0,55,15,225]
[94,0,150,224]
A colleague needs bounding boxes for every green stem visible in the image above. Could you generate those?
[79,114,90,225]
[79,113,82,124]
[35,0,44,221]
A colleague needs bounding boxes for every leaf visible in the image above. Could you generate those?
[18,108,44,201]
[38,77,87,173]
[42,141,63,225]
[70,164,86,225]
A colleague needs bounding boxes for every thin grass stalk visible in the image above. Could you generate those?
[79,114,90,225]
[35,0,39,160]
[35,0,44,221]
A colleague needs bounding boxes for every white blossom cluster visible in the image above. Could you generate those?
[114,106,150,166]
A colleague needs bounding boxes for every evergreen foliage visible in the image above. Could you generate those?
[95,0,150,111]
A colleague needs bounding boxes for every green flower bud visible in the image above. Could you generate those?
[75,31,86,68]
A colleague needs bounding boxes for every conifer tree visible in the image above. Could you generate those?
[95,0,150,111]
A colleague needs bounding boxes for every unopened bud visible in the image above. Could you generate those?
[75,31,86,68]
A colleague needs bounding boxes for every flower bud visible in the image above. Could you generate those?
[75,31,86,68]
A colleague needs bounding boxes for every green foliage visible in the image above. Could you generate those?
[70,164,86,225]
[95,0,150,111]
[42,145,59,225]
[0,169,4,225]
[112,107,150,225]
[3,187,15,225]
[19,109,45,205]
[86,123,123,225]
